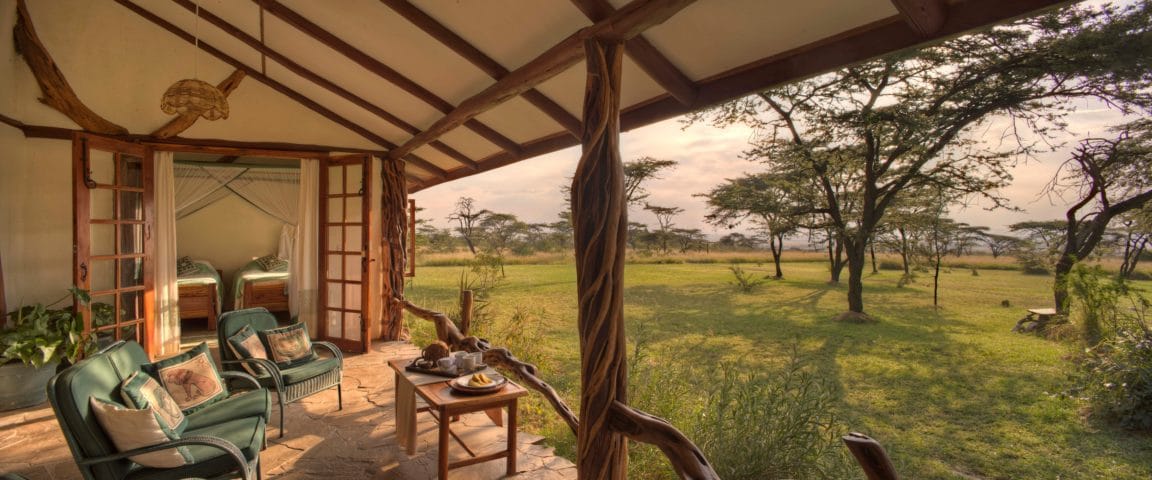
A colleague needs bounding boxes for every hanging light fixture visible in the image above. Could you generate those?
[161,2,228,120]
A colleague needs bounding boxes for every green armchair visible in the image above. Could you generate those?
[217,307,343,438]
[46,341,268,480]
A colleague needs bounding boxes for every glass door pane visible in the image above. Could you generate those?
[74,134,154,356]
[318,155,371,353]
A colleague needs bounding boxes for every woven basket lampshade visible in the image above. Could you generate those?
[160,78,229,120]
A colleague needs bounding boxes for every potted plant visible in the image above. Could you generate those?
[0,287,95,410]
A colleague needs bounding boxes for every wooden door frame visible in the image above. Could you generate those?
[73,133,157,357]
[318,154,373,353]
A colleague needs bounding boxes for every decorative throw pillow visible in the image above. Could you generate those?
[89,397,192,468]
[254,254,287,272]
[145,343,228,414]
[176,256,199,277]
[120,371,187,435]
[227,325,269,376]
[258,323,315,368]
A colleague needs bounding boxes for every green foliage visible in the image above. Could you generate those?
[2,288,95,368]
[1065,265,1152,430]
[692,347,856,480]
[728,264,766,293]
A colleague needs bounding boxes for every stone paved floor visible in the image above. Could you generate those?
[0,340,576,480]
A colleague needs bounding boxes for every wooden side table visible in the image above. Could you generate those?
[388,359,528,479]
[416,380,528,479]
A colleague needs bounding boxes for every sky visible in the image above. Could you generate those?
[411,99,1132,240]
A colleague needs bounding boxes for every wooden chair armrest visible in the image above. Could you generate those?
[311,341,344,364]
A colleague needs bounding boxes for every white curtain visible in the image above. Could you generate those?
[290,159,319,331]
[222,168,300,225]
[154,152,181,357]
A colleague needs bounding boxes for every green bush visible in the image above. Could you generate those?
[1064,265,1152,431]
[692,350,856,479]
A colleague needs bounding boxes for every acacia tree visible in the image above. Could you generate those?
[447,197,490,255]
[700,172,805,278]
[1048,123,1152,321]
[1117,206,1151,279]
[644,204,684,255]
[690,2,1152,318]
[980,232,1021,259]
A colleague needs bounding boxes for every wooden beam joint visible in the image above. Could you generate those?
[891,0,946,36]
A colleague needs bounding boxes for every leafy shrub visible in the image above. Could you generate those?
[692,346,856,479]
[1064,265,1152,431]
[729,265,765,293]
[1075,325,1152,430]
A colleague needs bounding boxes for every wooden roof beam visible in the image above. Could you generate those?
[254,0,523,156]
[170,0,478,172]
[388,0,697,161]
[379,0,582,137]
[891,0,946,36]
[569,0,698,105]
[114,0,448,178]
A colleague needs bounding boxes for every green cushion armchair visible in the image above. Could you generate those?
[217,308,343,438]
[46,341,268,480]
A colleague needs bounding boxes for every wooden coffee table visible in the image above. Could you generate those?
[389,359,528,479]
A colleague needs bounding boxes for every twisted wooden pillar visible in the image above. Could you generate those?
[380,158,408,340]
[573,37,630,480]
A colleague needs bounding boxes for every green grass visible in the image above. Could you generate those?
[402,261,1152,479]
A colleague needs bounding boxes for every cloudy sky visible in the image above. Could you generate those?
[412,100,1131,239]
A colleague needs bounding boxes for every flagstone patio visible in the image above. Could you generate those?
[0,340,576,479]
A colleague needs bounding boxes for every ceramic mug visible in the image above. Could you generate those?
[437,357,456,372]
[459,355,477,372]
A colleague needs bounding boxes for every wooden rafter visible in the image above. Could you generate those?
[891,0,947,36]
[387,0,697,162]
[151,69,246,138]
[407,0,1066,192]
[113,0,448,178]
[173,0,478,172]
[570,0,698,105]
[13,0,127,135]
[253,0,523,155]
[379,0,582,137]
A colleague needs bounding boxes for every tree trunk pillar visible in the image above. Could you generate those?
[846,239,867,313]
[572,37,629,480]
[380,158,408,340]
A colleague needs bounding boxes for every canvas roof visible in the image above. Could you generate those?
[1,0,1070,192]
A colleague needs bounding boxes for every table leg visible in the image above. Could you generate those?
[507,398,518,476]
[439,406,450,480]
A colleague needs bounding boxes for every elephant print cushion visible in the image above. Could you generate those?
[259,323,315,368]
[145,342,228,414]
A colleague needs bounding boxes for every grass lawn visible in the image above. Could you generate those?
[402,258,1152,479]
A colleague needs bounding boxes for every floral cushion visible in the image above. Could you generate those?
[254,254,288,272]
[258,323,315,368]
[120,371,187,435]
[176,256,199,277]
[89,397,192,468]
[145,343,228,414]
[227,325,269,376]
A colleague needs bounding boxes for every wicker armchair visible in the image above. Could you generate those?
[217,308,343,438]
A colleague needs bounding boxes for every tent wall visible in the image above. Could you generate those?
[0,130,73,307]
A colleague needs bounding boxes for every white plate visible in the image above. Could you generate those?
[451,373,506,393]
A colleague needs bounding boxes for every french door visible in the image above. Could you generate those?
[318,155,372,353]
[73,134,156,357]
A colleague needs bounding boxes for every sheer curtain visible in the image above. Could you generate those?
[290,159,319,331]
[223,168,299,259]
[154,152,181,356]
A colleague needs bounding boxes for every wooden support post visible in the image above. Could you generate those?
[379,158,409,341]
[572,37,630,480]
[13,0,127,135]
[460,290,474,336]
